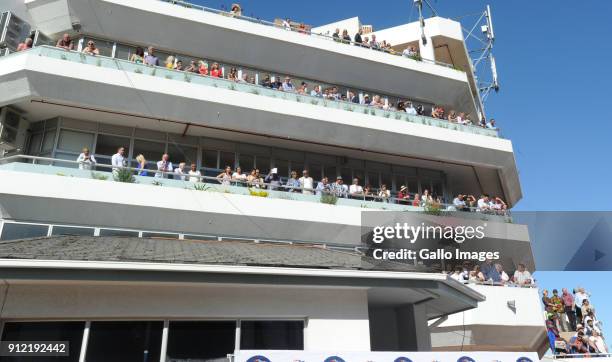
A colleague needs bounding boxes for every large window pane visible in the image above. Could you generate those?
[57,130,94,153]
[86,321,162,362]
[238,154,254,173]
[202,150,218,169]
[133,139,165,163]
[95,134,129,158]
[0,321,85,362]
[41,129,57,152]
[51,226,95,237]
[308,163,322,181]
[219,152,235,170]
[256,156,270,175]
[240,321,303,350]
[27,133,43,155]
[166,321,236,361]
[99,229,140,237]
[168,143,197,165]
[1,223,48,241]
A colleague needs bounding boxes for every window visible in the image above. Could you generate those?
[27,132,43,155]
[141,232,178,239]
[240,321,304,350]
[41,129,56,152]
[0,223,48,241]
[202,150,218,169]
[51,226,95,237]
[324,166,337,180]
[95,134,129,158]
[99,229,140,237]
[381,173,392,190]
[274,159,289,178]
[367,172,380,188]
[256,156,270,175]
[341,168,351,184]
[308,163,322,181]
[167,143,197,165]
[85,321,162,362]
[219,151,235,170]
[166,321,236,361]
[0,322,85,362]
[57,129,94,153]
[133,139,165,162]
[238,154,254,173]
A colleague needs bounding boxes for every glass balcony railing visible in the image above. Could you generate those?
[16,46,499,138]
[0,155,512,223]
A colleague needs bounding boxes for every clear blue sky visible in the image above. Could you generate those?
[193,0,612,346]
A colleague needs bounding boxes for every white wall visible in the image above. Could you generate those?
[1,282,371,351]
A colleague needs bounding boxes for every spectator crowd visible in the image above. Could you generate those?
[544,287,609,356]
[447,260,534,286]
[15,20,499,131]
[76,146,508,214]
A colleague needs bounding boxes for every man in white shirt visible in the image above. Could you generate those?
[76,147,97,170]
[188,163,201,182]
[574,288,590,311]
[174,162,187,181]
[477,194,491,211]
[310,85,322,98]
[486,118,498,130]
[452,194,467,211]
[513,263,533,285]
[156,154,173,178]
[349,178,363,198]
[111,147,126,173]
[281,77,295,92]
[405,101,417,115]
[450,266,465,283]
[299,170,314,195]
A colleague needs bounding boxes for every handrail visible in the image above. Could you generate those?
[0,154,511,218]
[159,0,456,69]
[22,45,499,138]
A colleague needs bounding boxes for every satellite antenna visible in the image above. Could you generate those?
[462,5,499,104]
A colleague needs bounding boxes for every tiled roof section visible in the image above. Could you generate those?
[0,236,421,272]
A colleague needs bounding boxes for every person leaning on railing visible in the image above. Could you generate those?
[76,147,97,170]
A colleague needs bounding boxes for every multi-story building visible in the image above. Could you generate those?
[0,0,548,361]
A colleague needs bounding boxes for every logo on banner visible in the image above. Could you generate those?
[324,357,346,362]
[517,358,533,362]
[246,356,271,362]
[394,358,413,362]
[457,357,476,362]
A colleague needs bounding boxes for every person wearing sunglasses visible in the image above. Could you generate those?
[82,40,100,56]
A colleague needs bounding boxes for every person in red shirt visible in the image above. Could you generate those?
[17,38,33,51]
[562,288,577,331]
[412,193,421,207]
[397,185,410,205]
[210,62,222,78]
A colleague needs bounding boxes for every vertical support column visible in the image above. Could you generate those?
[78,321,91,362]
[159,320,169,362]
[234,320,241,355]
[419,19,436,62]
[396,303,431,351]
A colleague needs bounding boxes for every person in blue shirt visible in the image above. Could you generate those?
[285,170,300,192]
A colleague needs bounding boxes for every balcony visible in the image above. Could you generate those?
[23,0,480,115]
[0,46,521,206]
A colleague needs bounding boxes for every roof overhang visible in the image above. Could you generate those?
[0,259,485,319]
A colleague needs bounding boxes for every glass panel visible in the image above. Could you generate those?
[341,168,351,183]
[290,161,304,175]
[141,232,179,239]
[240,321,304,350]
[308,163,322,181]
[54,152,80,168]
[167,143,197,165]
[41,129,56,152]
[219,151,235,170]
[95,134,130,158]
[133,139,165,163]
[238,153,254,173]
[99,229,140,237]
[202,150,218,169]
[255,156,270,175]
[115,43,139,61]
[324,166,337,180]
[57,129,94,152]
[86,321,162,362]
[1,223,48,241]
[166,321,236,361]
[407,178,419,195]
[0,321,85,362]
[367,172,380,188]
[51,226,95,237]
[381,173,392,190]
[27,132,43,155]
[432,180,444,199]
[274,159,288,178]
[1,126,17,143]
[353,169,365,185]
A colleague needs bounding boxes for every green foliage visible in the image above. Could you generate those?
[410,54,423,62]
[193,183,210,191]
[152,180,164,186]
[423,203,443,216]
[134,68,143,74]
[320,193,338,205]
[113,168,136,183]
[90,172,109,181]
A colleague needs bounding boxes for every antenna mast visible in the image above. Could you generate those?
[463,5,499,104]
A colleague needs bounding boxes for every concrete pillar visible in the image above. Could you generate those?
[419,20,435,62]
[396,303,432,351]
